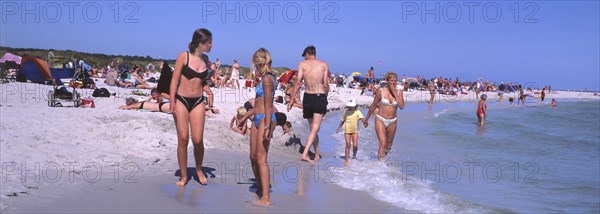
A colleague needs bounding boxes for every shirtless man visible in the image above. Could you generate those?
[287,45,329,162]
[366,67,374,83]
[215,58,221,71]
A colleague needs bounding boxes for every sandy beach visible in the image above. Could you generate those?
[1,79,598,213]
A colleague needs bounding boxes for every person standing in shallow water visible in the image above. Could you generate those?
[336,98,365,164]
[287,45,330,163]
[169,28,213,187]
[249,48,277,207]
[364,72,405,160]
[477,94,487,126]
[518,85,525,107]
[541,88,546,102]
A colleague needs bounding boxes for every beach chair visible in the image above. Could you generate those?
[47,79,81,107]
[0,61,19,82]
[47,64,82,107]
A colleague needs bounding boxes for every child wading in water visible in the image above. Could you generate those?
[477,94,487,125]
[336,99,365,164]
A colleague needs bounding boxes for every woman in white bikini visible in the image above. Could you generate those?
[364,72,405,160]
[231,59,240,89]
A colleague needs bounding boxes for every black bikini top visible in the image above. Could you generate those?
[182,52,208,80]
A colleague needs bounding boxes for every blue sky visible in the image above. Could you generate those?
[1,1,598,90]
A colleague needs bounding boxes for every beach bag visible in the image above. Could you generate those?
[92,88,111,97]
[54,87,73,99]
[81,98,95,108]
[16,72,26,82]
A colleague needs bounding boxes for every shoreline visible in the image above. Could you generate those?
[1,81,598,212]
[4,149,404,213]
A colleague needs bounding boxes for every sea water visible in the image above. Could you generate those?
[318,99,600,213]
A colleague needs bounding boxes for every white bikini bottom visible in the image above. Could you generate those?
[377,114,397,128]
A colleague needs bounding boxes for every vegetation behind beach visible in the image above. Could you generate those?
[0,46,289,76]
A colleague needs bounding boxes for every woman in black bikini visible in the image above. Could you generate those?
[119,88,169,112]
[169,28,213,187]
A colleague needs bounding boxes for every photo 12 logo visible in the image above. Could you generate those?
[200,1,340,23]
[1,161,141,184]
[401,1,539,23]
[1,1,139,23]
[401,161,539,183]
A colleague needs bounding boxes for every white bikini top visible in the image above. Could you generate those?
[380,98,398,107]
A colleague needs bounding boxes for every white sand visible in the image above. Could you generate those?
[1,79,598,212]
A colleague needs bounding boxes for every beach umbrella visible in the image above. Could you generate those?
[405,77,418,83]
[353,75,366,83]
[351,71,361,76]
[277,69,296,84]
[344,75,354,85]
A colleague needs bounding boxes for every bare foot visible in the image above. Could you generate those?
[314,155,321,162]
[252,199,271,208]
[301,155,315,164]
[197,169,207,185]
[352,156,357,160]
[176,177,187,187]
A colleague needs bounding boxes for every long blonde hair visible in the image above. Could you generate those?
[385,71,398,81]
[252,48,272,76]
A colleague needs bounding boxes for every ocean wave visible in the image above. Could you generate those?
[330,160,495,213]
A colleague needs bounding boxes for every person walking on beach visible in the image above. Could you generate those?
[364,72,405,160]
[231,60,240,89]
[366,67,375,91]
[249,48,277,207]
[287,45,329,163]
[336,98,365,164]
[169,28,212,186]
[477,94,487,126]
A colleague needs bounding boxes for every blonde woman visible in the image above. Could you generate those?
[169,28,212,186]
[364,72,405,160]
[249,48,277,207]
